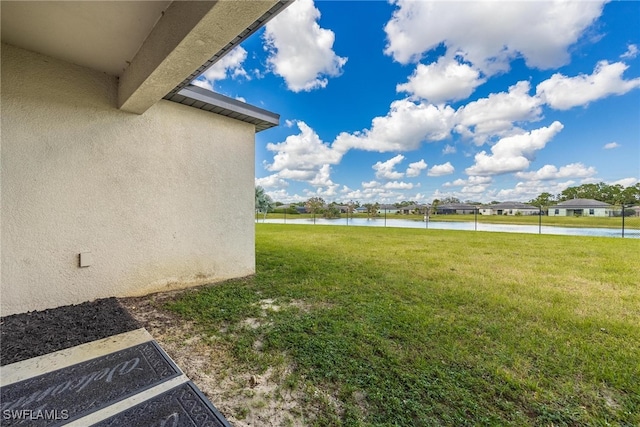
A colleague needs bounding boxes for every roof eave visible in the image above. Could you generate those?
[168,85,279,132]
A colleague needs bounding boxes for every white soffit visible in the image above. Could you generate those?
[0,1,172,77]
[1,1,288,116]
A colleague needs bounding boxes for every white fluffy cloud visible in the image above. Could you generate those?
[440,174,493,197]
[373,155,405,180]
[397,56,485,104]
[255,174,289,189]
[263,121,343,190]
[384,0,605,74]
[264,0,347,92]
[465,121,564,176]
[454,81,543,145]
[266,121,342,172]
[196,46,248,90]
[406,159,428,177]
[537,61,640,110]
[384,181,415,190]
[309,164,336,188]
[443,176,492,187]
[428,162,455,177]
[610,177,639,187]
[514,163,597,181]
[603,142,621,150]
[334,99,455,153]
[495,179,577,202]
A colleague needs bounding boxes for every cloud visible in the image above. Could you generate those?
[397,56,485,104]
[603,142,621,150]
[442,144,456,155]
[264,0,347,92]
[406,159,428,177]
[196,46,249,89]
[514,163,597,181]
[536,61,640,110]
[454,81,543,145]
[264,121,343,191]
[440,174,493,197]
[384,0,605,74]
[610,177,639,187]
[621,44,639,59]
[373,155,405,180]
[443,176,492,187]
[495,179,577,202]
[428,162,455,176]
[333,99,455,152]
[255,174,289,189]
[266,121,343,173]
[309,164,336,188]
[384,181,415,190]
[465,121,564,176]
[192,79,214,91]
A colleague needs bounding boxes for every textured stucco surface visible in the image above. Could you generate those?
[1,44,256,315]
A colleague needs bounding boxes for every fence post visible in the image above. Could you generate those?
[474,207,478,231]
[622,203,625,238]
[539,204,542,235]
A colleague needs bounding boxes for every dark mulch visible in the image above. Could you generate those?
[0,297,140,366]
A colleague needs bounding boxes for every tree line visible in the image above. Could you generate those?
[528,182,639,207]
[256,182,640,216]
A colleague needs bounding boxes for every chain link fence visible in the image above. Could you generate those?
[257,205,640,239]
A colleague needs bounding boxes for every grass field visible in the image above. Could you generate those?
[167,225,640,426]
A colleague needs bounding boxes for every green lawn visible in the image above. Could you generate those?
[167,225,640,426]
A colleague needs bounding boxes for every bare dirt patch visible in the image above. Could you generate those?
[119,291,309,426]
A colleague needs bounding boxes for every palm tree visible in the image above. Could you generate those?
[255,186,274,222]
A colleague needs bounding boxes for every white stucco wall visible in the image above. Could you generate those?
[1,44,256,315]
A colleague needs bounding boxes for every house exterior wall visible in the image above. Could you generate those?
[1,44,256,315]
[548,208,610,217]
[480,208,539,216]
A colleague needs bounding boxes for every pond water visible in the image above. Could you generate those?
[260,217,639,239]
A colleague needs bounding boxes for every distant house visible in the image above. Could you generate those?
[480,202,541,216]
[401,204,426,214]
[435,203,477,215]
[379,204,400,214]
[548,199,612,217]
[355,206,368,214]
[630,206,640,217]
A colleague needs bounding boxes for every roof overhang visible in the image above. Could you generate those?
[1,0,289,125]
[168,85,279,132]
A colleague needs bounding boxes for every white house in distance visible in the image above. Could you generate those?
[548,199,613,217]
[479,202,541,216]
[1,1,290,316]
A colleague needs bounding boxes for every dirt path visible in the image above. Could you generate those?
[119,291,309,427]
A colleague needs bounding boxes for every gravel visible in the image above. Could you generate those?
[0,297,140,366]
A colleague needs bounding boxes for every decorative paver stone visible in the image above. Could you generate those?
[92,382,231,427]
[0,342,180,426]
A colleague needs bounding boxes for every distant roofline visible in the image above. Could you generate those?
[549,198,612,208]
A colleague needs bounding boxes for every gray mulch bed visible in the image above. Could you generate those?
[0,297,140,366]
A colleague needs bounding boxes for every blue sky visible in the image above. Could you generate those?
[195,0,640,204]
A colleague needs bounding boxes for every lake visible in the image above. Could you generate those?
[260,217,639,239]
